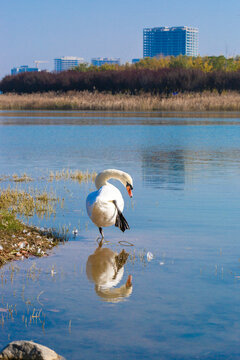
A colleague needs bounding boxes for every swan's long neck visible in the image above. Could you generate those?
[95,169,127,189]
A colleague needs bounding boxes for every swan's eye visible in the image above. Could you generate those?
[126,182,133,190]
[126,182,133,198]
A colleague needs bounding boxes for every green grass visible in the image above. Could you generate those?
[0,210,24,234]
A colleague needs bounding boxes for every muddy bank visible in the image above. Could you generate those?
[0,212,65,267]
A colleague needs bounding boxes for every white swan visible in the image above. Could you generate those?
[86,169,133,240]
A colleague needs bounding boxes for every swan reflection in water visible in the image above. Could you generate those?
[86,244,132,303]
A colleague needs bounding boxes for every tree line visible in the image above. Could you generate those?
[1,62,240,95]
[74,55,240,73]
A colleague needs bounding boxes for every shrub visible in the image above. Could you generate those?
[1,68,240,94]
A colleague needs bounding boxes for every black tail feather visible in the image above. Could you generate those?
[115,212,130,232]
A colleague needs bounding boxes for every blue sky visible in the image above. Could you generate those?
[1,0,240,78]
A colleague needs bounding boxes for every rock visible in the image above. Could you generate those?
[18,241,28,249]
[0,340,65,360]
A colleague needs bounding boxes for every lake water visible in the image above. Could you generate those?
[1,111,240,359]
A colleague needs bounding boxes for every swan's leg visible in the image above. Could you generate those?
[99,227,104,238]
[113,200,130,232]
[98,227,104,247]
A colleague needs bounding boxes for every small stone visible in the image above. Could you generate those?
[22,229,27,234]
[0,245,3,251]
[12,235,16,238]
[18,241,28,249]
[21,250,29,258]
[27,232,31,236]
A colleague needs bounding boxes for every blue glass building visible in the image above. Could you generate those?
[143,26,199,58]
[54,57,84,72]
[11,65,39,75]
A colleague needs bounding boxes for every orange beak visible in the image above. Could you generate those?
[126,275,132,288]
[126,185,133,198]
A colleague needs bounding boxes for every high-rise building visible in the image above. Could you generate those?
[54,56,84,72]
[91,57,120,66]
[11,65,39,75]
[143,26,199,58]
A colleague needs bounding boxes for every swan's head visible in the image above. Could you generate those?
[95,169,133,197]
[120,172,133,198]
[125,274,132,288]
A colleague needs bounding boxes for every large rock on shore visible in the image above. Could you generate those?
[0,341,65,360]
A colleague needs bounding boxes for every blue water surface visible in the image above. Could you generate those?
[0,112,240,359]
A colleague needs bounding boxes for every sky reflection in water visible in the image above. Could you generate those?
[1,113,240,359]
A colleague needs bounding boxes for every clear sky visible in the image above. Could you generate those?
[1,0,240,78]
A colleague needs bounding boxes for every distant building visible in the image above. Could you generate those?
[91,57,120,66]
[132,58,141,64]
[54,56,84,72]
[11,65,39,75]
[143,26,199,58]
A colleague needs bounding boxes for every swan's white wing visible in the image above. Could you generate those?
[86,184,124,227]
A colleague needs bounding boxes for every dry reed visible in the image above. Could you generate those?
[48,169,97,183]
[12,173,33,182]
[1,91,240,112]
[0,170,96,184]
[0,186,58,219]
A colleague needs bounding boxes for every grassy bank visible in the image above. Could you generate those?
[0,211,64,266]
[0,169,96,266]
[0,170,96,267]
[0,185,64,266]
[1,91,240,112]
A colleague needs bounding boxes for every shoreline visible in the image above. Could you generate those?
[0,212,65,267]
[1,91,240,113]
[0,170,95,267]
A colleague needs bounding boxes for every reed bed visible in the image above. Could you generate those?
[0,186,59,219]
[0,170,96,184]
[11,173,33,182]
[1,91,240,111]
[48,169,97,183]
[0,186,65,266]
[0,168,96,266]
